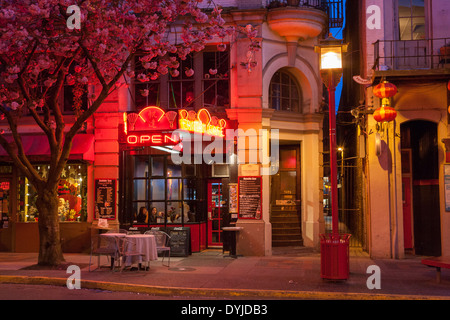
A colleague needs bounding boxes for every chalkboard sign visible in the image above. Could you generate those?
[167,227,191,257]
[94,179,116,220]
[238,176,262,219]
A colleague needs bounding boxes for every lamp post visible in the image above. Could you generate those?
[315,34,347,236]
[338,146,344,222]
[315,34,350,280]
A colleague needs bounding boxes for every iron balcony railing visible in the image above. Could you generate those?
[373,38,450,71]
[267,0,344,29]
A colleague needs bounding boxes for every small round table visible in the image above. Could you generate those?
[222,226,243,258]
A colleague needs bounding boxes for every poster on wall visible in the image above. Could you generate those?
[445,165,450,211]
[229,183,238,216]
[238,176,262,219]
[95,179,116,219]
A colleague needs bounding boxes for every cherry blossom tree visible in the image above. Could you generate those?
[0,0,256,266]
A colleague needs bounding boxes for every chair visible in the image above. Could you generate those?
[144,230,171,267]
[89,233,118,272]
[115,237,148,272]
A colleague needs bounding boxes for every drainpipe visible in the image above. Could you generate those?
[392,120,400,259]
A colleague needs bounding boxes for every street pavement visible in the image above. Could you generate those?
[0,247,449,301]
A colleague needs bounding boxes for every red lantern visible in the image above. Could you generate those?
[373,81,398,99]
[447,80,450,91]
[374,106,397,123]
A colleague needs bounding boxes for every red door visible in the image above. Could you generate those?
[402,177,413,249]
[208,180,223,247]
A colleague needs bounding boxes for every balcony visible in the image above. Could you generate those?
[373,38,450,71]
[266,0,343,29]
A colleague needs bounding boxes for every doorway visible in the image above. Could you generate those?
[270,145,302,246]
[207,180,224,247]
[401,120,441,256]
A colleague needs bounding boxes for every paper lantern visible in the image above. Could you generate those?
[448,80,450,91]
[374,106,397,123]
[373,81,398,99]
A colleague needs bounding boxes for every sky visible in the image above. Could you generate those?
[329,0,346,112]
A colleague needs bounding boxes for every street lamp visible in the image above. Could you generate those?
[315,34,347,236]
[315,34,350,280]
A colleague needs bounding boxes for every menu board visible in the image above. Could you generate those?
[95,179,116,220]
[238,176,262,219]
[167,227,191,257]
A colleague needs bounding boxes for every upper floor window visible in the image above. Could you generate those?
[133,47,230,111]
[36,67,88,115]
[398,0,426,40]
[269,70,301,112]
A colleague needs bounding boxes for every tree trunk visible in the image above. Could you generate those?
[35,188,65,266]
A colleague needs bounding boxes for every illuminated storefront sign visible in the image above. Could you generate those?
[178,108,226,137]
[126,132,180,146]
[122,106,227,147]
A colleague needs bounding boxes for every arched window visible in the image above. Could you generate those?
[269,69,301,112]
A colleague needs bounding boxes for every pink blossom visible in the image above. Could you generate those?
[38,58,51,70]
[5,74,18,84]
[137,73,149,82]
[150,73,159,81]
[157,65,168,75]
[10,102,20,110]
[185,68,194,77]
[7,66,20,74]
[78,76,89,84]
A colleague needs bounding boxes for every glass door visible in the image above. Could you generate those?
[208,180,223,247]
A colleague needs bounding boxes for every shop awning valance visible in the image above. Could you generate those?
[0,134,95,162]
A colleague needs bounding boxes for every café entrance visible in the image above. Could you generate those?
[208,180,224,247]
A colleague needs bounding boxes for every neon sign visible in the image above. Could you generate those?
[178,108,226,137]
[124,106,176,132]
[126,132,180,146]
[122,106,227,147]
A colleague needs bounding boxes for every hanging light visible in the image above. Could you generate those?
[373,80,398,98]
[374,106,397,123]
[373,80,398,106]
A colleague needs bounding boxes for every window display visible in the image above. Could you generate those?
[18,163,87,222]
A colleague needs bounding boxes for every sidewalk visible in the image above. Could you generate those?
[0,247,448,300]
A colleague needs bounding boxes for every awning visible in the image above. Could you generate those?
[0,134,95,162]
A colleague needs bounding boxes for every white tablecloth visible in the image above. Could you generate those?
[123,234,158,266]
[99,233,126,252]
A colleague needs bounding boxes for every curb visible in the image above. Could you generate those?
[0,275,449,300]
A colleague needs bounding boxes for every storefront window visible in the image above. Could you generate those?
[18,163,87,222]
[131,155,203,226]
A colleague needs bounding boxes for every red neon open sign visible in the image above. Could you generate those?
[126,132,180,146]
